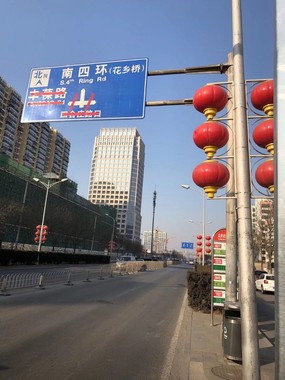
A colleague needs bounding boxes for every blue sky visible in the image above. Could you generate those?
[1,0,274,251]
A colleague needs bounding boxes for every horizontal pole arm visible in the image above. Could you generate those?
[148,63,232,76]
[146,98,193,107]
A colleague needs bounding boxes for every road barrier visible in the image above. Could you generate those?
[0,261,167,294]
[0,276,10,296]
[37,275,45,289]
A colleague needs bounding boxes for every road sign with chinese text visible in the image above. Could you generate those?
[21,58,148,122]
[181,242,194,249]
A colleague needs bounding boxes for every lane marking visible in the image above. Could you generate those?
[160,290,188,380]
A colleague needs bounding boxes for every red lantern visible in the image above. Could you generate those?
[255,159,274,193]
[197,241,202,246]
[193,121,229,158]
[34,225,41,243]
[205,248,212,254]
[252,119,274,154]
[196,247,203,253]
[251,80,274,116]
[193,85,228,120]
[192,160,230,198]
[205,235,211,240]
[196,235,202,240]
[206,242,211,247]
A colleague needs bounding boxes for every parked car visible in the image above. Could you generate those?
[255,273,275,294]
[254,270,267,280]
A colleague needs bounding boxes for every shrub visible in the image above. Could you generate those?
[187,268,211,313]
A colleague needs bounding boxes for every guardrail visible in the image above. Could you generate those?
[0,261,167,295]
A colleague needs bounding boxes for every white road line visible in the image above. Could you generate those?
[160,290,188,380]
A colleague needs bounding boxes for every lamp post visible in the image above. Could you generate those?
[105,213,116,255]
[33,173,68,253]
[182,184,206,265]
[150,190,157,258]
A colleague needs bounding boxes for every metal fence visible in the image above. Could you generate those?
[0,261,168,295]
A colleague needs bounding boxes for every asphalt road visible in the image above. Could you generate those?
[256,289,275,346]
[0,264,190,380]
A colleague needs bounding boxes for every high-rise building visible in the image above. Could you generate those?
[0,75,70,177]
[88,128,145,242]
[252,199,274,265]
[143,229,168,254]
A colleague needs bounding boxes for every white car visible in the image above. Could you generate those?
[115,255,136,268]
[255,273,275,294]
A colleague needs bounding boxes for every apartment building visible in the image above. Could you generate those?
[252,198,274,265]
[0,75,70,177]
[143,229,168,254]
[88,128,145,242]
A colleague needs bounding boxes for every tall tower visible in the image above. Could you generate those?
[88,128,145,242]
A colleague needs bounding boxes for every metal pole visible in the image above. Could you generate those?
[181,185,205,265]
[275,1,285,377]
[147,63,231,76]
[38,180,50,253]
[225,52,238,303]
[202,192,205,266]
[232,0,260,378]
[34,176,67,259]
[150,190,157,258]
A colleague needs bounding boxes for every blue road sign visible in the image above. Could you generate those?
[21,58,148,123]
[181,242,194,249]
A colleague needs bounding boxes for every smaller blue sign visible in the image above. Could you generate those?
[181,242,194,249]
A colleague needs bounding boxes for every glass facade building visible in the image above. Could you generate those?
[88,128,145,242]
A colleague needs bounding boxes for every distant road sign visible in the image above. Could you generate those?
[181,242,194,249]
[21,58,148,123]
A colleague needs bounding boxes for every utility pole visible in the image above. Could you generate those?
[150,190,157,258]
[232,0,260,378]
[275,0,285,378]
[225,52,238,304]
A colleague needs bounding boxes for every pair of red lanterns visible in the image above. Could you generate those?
[191,80,274,197]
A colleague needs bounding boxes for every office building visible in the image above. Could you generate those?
[0,75,70,177]
[88,128,145,242]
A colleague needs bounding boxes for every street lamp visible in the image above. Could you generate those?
[33,173,68,253]
[181,184,206,265]
[105,213,116,255]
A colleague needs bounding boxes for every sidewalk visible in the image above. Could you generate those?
[169,298,275,380]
